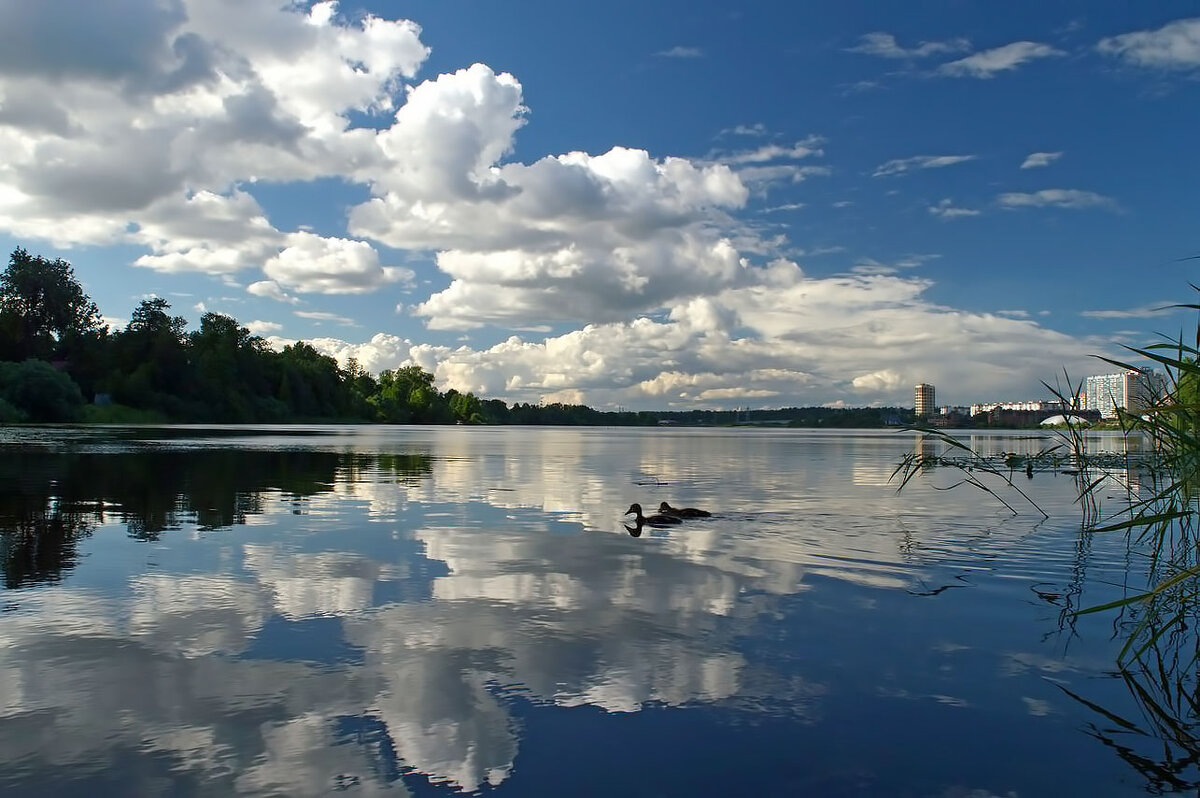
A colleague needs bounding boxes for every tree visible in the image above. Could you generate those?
[449,390,483,423]
[111,298,191,411]
[370,365,443,423]
[189,312,272,421]
[0,248,103,362]
[0,360,85,422]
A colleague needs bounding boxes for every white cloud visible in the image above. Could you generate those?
[720,136,825,165]
[928,198,981,219]
[307,332,429,374]
[294,310,358,326]
[1022,153,1060,171]
[0,0,430,277]
[247,280,300,304]
[851,369,903,393]
[656,46,703,58]
[314,263,1100,408]
[851,254,938,275]
[848,32,971,59]
[263,232,412,295]
[245,319,283,335]
[997,189,1117,210]
[736,164,831,188]
[720,123,768,137]
[873,155,976,177]
[1080,303,1171,319]
[1098,18,1200,70]
[0,1,1117,409]
[1020,151,1063,169]
[937,42,1063,78]
[414,235,751,329]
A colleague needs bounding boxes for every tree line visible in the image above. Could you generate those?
[0,247,912,426]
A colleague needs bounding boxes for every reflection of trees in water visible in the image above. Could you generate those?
[0,451,96,588]
[0,447,433,587]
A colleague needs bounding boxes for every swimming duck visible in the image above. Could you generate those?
[658,501,711,518]
[625,503,682,526]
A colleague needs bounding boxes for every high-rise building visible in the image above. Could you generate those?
[914,383,935,417]
[1084,370,1165,418]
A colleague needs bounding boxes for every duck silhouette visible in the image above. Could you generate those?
[625,503,682,526]
[658,501,711,518]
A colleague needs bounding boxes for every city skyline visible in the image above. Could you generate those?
[0,1,1197,409]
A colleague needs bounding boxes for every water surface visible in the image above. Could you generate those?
[0,425,1177,795]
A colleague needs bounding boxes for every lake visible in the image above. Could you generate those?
[0,425,1186,796]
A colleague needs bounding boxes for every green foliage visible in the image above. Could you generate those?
[0,397,25,423]
[0,360,85,422]
[0,248,103,362]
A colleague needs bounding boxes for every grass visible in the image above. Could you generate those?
[82,403,170,424]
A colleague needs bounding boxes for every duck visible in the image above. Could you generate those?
[658,501,711,519]
[625,502,682,526]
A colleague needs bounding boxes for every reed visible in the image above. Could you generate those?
[893,293,1200,667]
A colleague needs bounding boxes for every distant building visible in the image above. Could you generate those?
[1084,370,1166,419]
[914,383,936,417]
[970,399,1064,417]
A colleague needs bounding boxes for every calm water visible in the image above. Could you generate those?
[0,425,1182,796]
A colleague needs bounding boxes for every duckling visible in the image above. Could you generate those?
[625,503,682,526]
[658,501,711,518]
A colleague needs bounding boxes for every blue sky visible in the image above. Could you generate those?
[0,0,1197,409]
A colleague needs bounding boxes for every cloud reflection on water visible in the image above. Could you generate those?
[0,426,1144,794]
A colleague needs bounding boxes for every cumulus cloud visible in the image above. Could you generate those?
[851,369,903,393]
[0,1,1110,409]
[937,42,1063,78]
[263,233,412,295]
[245,319,283,335]
[311,263,1100,408]
[1097,18,1200,70]
[997,189,1117,210]
[1020,151,1063,169]
[0,2,804,347]
[0,0,429,282]
[848,32,971,59]
[873,155,976,177]
[306,332,431,374]
[247,280,300,304]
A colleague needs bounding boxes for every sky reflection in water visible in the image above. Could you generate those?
[0,426,1171,795]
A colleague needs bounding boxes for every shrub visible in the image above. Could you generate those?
[0,359,85,422]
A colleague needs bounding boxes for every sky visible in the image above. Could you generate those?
[0,0,1197,410]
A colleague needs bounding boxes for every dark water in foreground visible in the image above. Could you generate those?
[0,425,1182,796]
